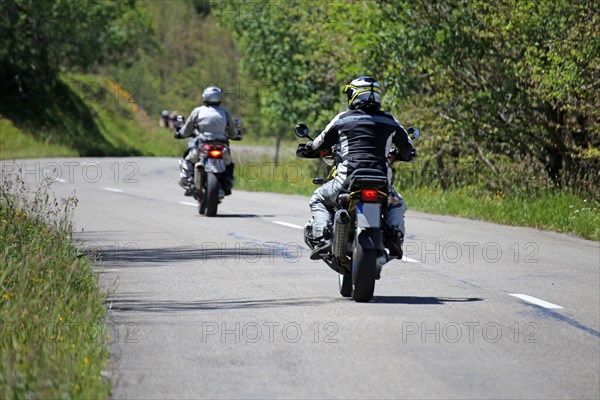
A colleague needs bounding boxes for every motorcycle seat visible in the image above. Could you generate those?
[342,168,388,190]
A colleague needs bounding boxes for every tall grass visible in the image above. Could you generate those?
[0,175,110,398]
[405,186,599,241]
[232,148,600,241]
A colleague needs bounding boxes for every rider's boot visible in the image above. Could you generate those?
[224,163,235,196]
[309,225,332,260]
[179,159,194,196]
[384,228,404,260]
[310,238,332,260]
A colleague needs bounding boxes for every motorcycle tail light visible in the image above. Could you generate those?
[209,149,223,158]
[361,189,378,202]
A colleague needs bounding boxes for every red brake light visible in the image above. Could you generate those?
[361,189,378,202]
[209,149,223,158]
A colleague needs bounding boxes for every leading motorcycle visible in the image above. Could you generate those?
[174,115,241,217]
[295,123,420,302]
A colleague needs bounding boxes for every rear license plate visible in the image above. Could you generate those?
[356,203,381,228]
[205,158,225,173]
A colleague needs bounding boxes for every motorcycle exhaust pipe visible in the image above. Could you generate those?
[332,209,351,259]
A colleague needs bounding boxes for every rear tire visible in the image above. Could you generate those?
[339,273,352,297]
[198,187,206,215]
[205,173,219,217]
[196,170,206,215]
[351,238,377,302]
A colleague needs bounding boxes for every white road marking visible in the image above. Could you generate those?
[273,221,304,230]
[403,256,420,263]
[509,294,564,309]
[103,187,124,193]
[179,201,197,207]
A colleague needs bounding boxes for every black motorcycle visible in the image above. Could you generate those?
[295,124,419,302]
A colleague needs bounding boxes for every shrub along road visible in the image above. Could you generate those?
[4,157,598,399]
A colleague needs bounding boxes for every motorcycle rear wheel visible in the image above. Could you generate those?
[205,173,220,217]
[198,191,206,215]
[338,273,352,297]
[351,239,377,302]
[196,170,206,215]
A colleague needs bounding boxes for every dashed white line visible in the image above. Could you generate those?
[272,221,304,230]
[509,294,564,309]
[103,187,124,193]
[179,201,197,207]
[403,256,420,263]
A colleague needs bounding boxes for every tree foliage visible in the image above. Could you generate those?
[103,1,240,119]
[2,0,597,193]
[217,0,599,192]
[0,0,148,94]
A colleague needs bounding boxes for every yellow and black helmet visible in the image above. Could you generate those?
[343,76,382,110]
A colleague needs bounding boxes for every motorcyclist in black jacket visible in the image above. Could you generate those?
[304,76,416,260]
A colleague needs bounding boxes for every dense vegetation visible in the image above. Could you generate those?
[0,177,110,398]
[220,0,599,195]
[1,0,598,236]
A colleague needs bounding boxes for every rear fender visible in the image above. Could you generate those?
[356,228,384,250]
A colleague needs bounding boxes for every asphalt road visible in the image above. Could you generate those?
[3,157,599,399]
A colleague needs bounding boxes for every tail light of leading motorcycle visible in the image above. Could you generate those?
[361,189,379,202]
[208,149,223,158]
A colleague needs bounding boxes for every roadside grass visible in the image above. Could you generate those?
[0,118,77,159]
[0,177,110,398]
[233,152,599,241]
[0,72,298,161]
[405,186,599,241]
[0,73,181,160]
[232,144,314,195]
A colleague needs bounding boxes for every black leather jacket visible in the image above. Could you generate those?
[310,108,415,182]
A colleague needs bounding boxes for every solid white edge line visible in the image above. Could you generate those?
[103,187,124,193]
[178,201,197,207]
[272,221,304,230]
[509,294,564,309]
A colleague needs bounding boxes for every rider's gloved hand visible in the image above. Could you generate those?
[405,148,417,161]
[174,129,183,139]
[300,141,315,157]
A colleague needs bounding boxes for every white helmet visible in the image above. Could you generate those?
[343,76,382,110]
[202,86,222,105]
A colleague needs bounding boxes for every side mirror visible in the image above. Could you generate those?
[407,126,420,141]
[295,123,309,138]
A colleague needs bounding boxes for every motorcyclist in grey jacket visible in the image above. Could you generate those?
[175,86,241,195]
[305,76,416,260]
